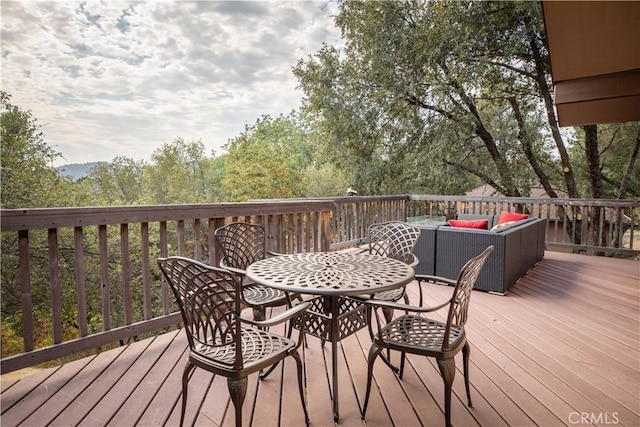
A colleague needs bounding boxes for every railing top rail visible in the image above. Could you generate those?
[409,194,640,208]
[251,195,411,203]
[0,200,335,232]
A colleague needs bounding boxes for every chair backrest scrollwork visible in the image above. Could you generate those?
[443,245,494,349]
[215,222,266,270]
[158,256,244,368]
[368,221,421,265]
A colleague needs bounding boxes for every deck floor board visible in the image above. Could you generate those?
[1,251,638,427]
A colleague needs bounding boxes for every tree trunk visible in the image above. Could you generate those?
[584,125,605,198]
[508,96,559,198]
[440,61,521,197]
[526,14,580,199]
[617,136,640,199]
[584,125,606,254]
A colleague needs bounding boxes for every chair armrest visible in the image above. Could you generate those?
[364,298,450,313]
[415,274,456,286]
[220,258,246,276]
[407,253,419,269]
[266,251,285,257]
[239,301,310,328]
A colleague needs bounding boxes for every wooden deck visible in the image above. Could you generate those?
[2,251,638,427]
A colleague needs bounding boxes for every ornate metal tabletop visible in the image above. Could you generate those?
[245,251,415,296]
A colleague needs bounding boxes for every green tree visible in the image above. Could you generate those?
[85,157,146,205]
[222,113,313,201]
[141,138,208,204]
[1,92,83,355]
[0,91,74,208]
[293,1,573,198]
[201,153,230,202]
[569,123,640,199]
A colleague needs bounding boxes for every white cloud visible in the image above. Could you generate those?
[1,0,342,166]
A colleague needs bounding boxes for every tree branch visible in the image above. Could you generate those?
[617,136,640,199]
[446,160,508,196]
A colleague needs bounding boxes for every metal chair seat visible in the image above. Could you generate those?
[193,327,296,370]
[242,282,290,308]
[378,315,462,353]
[366,286,405,303]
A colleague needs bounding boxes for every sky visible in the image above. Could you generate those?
[1,0,342,167]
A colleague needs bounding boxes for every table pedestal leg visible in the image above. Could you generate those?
[330,296,340,422]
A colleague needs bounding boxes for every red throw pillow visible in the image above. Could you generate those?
[497,212,529,224]
[448,219,489,229]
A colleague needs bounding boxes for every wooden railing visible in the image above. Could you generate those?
[1,195,637,373]
[0,201,333,373]
[408,195,639,257]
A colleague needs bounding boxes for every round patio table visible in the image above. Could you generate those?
[246,251,415,422]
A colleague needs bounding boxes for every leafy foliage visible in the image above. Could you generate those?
[0,92,76,209]
[222,113,314,201]
[294,1,569,197]
[85,157,145,205]
[141,138,209,204]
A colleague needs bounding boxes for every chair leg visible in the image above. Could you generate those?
[377,351,400,374]
[291,350,310,426]
[399,352,407,379]
[361,343,383,419]
[252,306,265,321]
[381,307,399,371]
[259,360,280,380]
[437,358,456,427]
[180,361,195,427]
[463,342,473,407]
[228,377,248,427]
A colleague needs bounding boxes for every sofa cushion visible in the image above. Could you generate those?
[490,220,518,231]
[448,219,489,229]
[458,214,496,228]
[497,211,529,224]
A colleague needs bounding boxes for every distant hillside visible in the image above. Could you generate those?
[56,162,103,180]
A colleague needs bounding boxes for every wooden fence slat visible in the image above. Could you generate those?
[99,224,110,331]
[193,219,201,260]
[18,230,33,352]
[48,228,62,344]
[141,222,152,320]
[121,224,132,325]
[74,226,88,337]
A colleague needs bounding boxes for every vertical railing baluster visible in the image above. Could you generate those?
[121,224,132,325]
[99,225,110,331]
[18,230,34,352]
[48,228,62,344]
[74,226,88,337]
[177,220,186,256]
[141,222,151,320]
[160,221,170,315]
[193,219,201,260]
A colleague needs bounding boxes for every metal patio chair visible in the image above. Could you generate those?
[354,221,421,372]
[214,222,292,321]
[360,221,421,305]
[157,256,310,427]
[361,246,494,427]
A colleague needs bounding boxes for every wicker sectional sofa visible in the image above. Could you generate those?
[412,214,546,294]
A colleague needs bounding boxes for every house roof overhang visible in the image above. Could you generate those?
[541,1,640,127]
